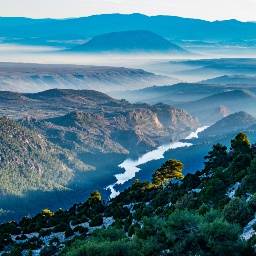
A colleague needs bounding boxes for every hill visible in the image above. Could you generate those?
[71,30,185,53]
[198,111,256,138]
[1,132,256,255]
[200,75,256,86]
[176,90,256,123]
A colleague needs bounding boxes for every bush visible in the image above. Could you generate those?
[16,234,28,240]
[223,197,253,226]
[65,227,74,238]
[53,222,69,232]
[40,245,58,256]
[73,226,88,234]
[39,228,52,237]
[89,215,103,227]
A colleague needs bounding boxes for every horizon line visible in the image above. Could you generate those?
[0,13,254,23]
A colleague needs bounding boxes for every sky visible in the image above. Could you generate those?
[0,0,256,21]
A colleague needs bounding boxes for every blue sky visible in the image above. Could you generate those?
[0,0,256,21]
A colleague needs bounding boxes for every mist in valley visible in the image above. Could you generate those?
[1,39,256,222]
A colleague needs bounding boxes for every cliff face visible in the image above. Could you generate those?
[22,105,199,156]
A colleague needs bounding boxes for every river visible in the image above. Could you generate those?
[106,126,209,198]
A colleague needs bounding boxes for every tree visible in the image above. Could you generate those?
[152,159,184,186]
[204,143,228,174]
[230,132,251,156]
[89,190,102,201]
[223,197,252,226]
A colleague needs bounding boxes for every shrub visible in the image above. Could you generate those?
[65,227,74,238]
[223,197,253,226]
[39,228,52,237]
[53,222,69,232]
[89,215,103,227]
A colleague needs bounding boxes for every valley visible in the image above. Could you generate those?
[1,9,256,255]
[0,88,198,222]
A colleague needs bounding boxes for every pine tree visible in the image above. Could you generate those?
[152,159,184,186]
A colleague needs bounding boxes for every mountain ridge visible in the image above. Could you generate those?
[2,14,256,46]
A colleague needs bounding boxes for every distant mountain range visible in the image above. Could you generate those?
[200,75,256,86]
[71,30,186,53]
[1,14,256,47]
[110,82,256,124]
[0,62,179,93]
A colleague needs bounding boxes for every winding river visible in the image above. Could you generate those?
[106,126,208,198]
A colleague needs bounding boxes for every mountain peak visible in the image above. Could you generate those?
[71,30,185,53]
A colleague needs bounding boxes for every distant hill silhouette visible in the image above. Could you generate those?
[71,30,185,53]
[176,90,256,122]
[200,75,256,86]
[2,14,256,46]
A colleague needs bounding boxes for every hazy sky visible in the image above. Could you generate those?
[1,0,256,21]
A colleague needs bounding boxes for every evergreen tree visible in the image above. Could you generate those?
[204,143,229,174]
[230,132,251,156]
[152,159,184,186]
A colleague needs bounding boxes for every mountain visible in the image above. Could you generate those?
[0,88,199,222]
[2,14,256,47]
[21,103,199,156]
[200,75,256,86]
[1,132,256,255]
[176,90,256,123]
[0,62,178,93]
[0,116,94,221]
[71,30,185,53]
[109,83,224,104]
[204,105,231,125]
[198,111,256,138]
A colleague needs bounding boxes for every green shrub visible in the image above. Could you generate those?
[89,215,103,227]
[65,227,74,238]
[223,197,253,226]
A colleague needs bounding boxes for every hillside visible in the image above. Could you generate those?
[20,103,199,157]
[0,117,94,221]
[0,117,93,195]
[1,132,256,255]
[71,30,185,53]
[0,62,178,93]
[198,111,256,138]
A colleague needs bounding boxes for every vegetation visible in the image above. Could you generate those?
[1,132,256,255]
[152,159,184,186]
